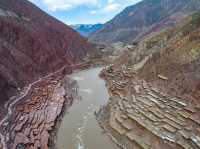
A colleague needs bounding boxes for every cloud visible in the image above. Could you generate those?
[29,0,143,24]
[101,3,120,13]
[50,4,72,11]
[90,10,97,14]
[36,0,99,11]
[108,0,114,4]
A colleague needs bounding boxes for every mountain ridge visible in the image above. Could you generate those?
[89,0,200,44]
[0,0,91,104]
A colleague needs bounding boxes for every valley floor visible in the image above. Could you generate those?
[1,46,200,149]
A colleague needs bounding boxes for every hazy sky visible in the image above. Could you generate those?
[29,0,142,25]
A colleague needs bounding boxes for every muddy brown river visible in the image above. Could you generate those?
[57,68,118,149]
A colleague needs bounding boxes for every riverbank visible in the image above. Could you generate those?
[4,68,70,148]
[49,64,94,149]
[96,103,128,149]
[49,77,79,149]
[0,63,91,149]
[96,65,200,149]
[96,67,138,149]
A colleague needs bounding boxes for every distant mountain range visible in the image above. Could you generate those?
[89,0,200,44]
[71,24,103,37]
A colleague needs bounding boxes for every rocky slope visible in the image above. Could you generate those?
[97,12,200,149]
[71,24,103,37]
[89,0,200,44]
[113,10,200,106]
[137,12,200,103]
[0,0,91,105]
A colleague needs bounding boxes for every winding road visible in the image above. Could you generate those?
[0,63,82,149]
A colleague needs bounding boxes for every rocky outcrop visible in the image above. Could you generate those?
[0,0,91,106]
[89,0,200,44]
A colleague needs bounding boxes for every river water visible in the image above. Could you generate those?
[56,67,118,149]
